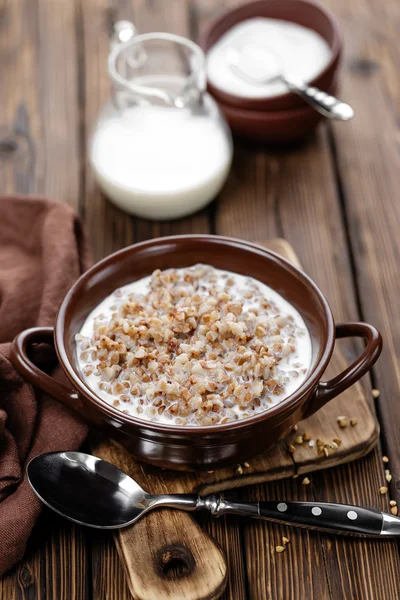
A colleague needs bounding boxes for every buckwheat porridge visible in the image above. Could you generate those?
[76,265,312,426]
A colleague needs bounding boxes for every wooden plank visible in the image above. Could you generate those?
[0,0,89,598]
[192,0,400,595]
[191,0,400,589]
[79,0,136,261]
[0,0,81,207]
[323,0,400,507]
[195,514,247,600]
[0,515,89,600]
[90,531,131,599]
[219,132,400,597]
[316,457,400,600]
[112,507,227,600]
[242,479,330,600]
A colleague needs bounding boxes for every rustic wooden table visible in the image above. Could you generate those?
[1,0,400,598]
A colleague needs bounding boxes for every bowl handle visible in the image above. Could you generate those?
[10,327,93,423]
[304,322,382,418]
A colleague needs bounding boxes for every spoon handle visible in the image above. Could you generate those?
[257,500,389,536]
[201,496,400,537]
[283,75,354,121]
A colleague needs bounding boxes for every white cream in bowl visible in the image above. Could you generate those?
[207,18,332,99]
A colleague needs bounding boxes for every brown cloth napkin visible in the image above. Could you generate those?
[0,196,90,575]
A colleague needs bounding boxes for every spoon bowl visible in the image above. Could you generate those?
[226,45,282,84]
[27,452,150,528]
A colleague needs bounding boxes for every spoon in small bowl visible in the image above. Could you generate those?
[226,45,354,121]
[27,451,400,537]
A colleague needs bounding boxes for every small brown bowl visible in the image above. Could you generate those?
[219,80,337,144]
[201,0,342,112]
[11,235,382,471]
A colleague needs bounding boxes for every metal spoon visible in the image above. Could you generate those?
[27,452,400,536]
[226,45,354,121]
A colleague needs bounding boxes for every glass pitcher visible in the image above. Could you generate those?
[90,21,233,221]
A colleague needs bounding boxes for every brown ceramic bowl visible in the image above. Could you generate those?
[201,0,342,112]
[11,235,382,471]
[219,80,337,143]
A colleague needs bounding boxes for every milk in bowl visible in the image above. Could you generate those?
[76,265,312,426]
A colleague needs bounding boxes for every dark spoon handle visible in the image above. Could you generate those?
[258,501,384,536]
[204,496,400,537]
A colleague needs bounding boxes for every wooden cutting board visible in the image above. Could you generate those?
[93,239,378,600]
